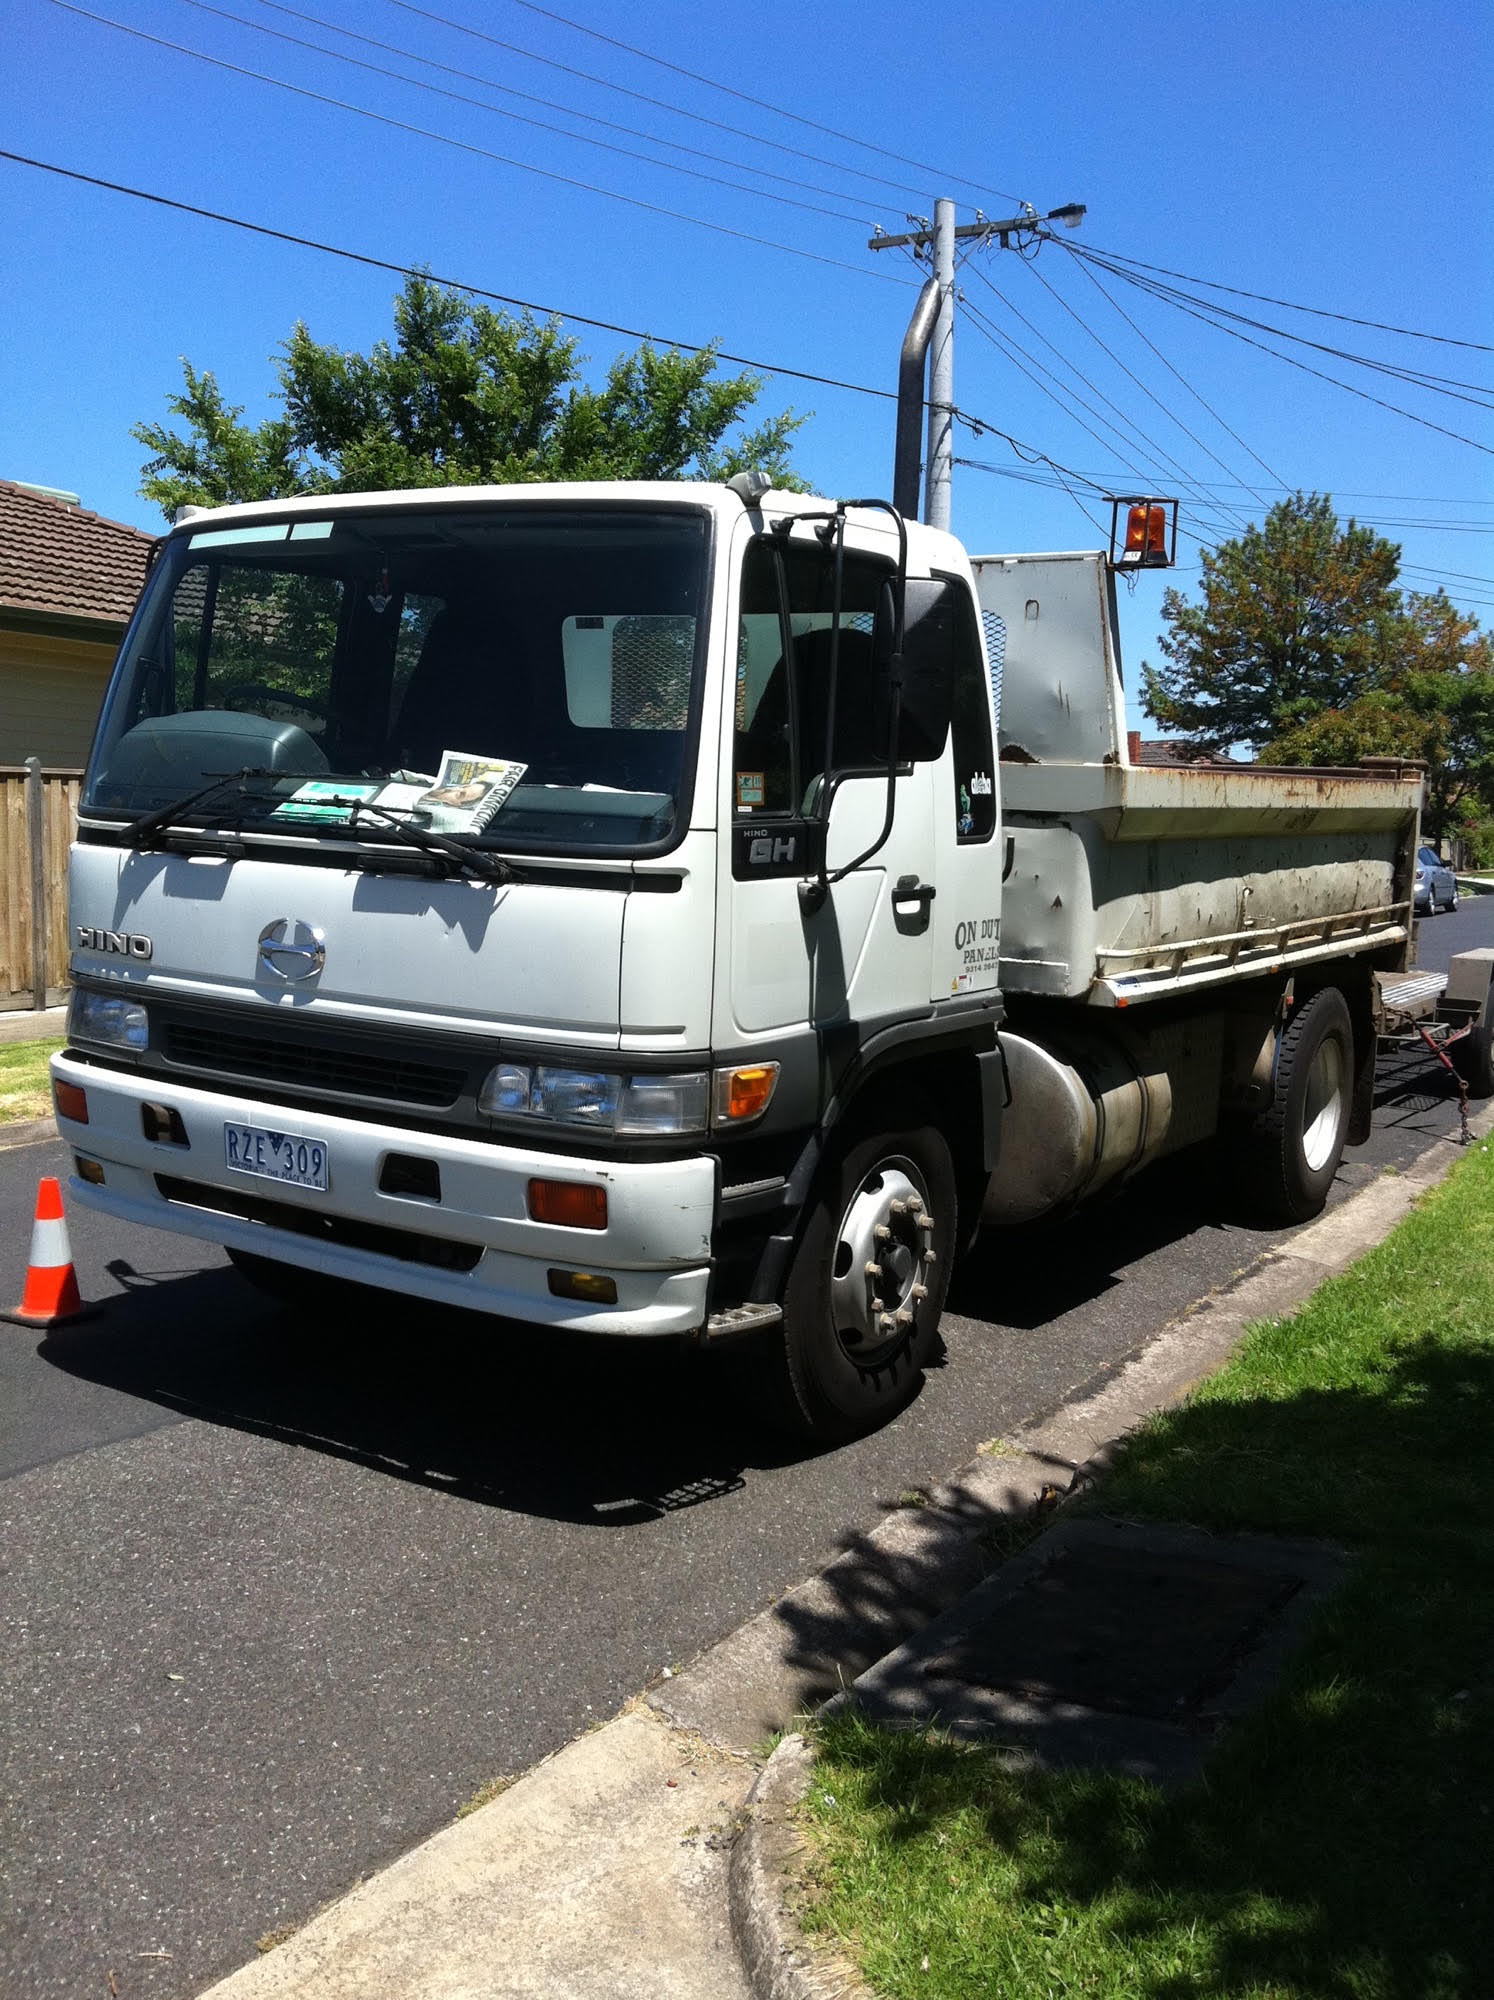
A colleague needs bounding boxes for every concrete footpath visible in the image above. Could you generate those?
[191,1097,1494,2000]
[0,1004,66,1044]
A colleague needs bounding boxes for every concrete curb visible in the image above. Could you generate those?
[0,1115,58,1152]
[727,1735,870,2000]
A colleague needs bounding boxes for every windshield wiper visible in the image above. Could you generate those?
[121,775,515,884]
[121,768,282,848]
[341,795,515,885]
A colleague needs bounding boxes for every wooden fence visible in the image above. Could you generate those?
[1,763,82,1010]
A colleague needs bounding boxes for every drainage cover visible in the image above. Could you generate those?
[922,1544,1302,1720]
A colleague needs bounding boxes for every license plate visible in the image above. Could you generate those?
[223,1123,329,1190]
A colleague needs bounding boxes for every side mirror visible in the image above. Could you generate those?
[875,577,955,763]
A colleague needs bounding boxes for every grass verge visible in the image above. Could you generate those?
[802,1139,1494,1999]
[0,1039,62,1123]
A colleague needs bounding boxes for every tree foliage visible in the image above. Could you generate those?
[1144,493,1494,848]
[1141,493,1405,752]
[1265,593,1494,843]
[134,274,807,518]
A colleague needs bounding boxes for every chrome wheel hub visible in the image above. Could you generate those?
[829,1160,936,1365]
[1302,1035,1346,1173]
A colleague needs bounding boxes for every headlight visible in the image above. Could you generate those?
[479,1061,709,1136]
[69,989,148,1052]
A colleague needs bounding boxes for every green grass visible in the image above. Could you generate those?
[802,1139,1494,1999]
[0,1039,62,1123]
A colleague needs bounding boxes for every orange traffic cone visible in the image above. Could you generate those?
[1,1177,99,1328]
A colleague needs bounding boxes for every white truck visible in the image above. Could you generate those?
[52,478,1494,1439]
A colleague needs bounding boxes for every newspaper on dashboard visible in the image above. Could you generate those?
[406,751,528,833]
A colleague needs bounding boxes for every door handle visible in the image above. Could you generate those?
[891,874,936,935]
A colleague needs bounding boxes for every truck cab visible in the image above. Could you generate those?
[53,483,1005,1439]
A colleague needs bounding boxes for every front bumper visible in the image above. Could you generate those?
[51,1051,715,1336]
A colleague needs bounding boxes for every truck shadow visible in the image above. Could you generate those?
[38,1266,792,1527]
[34,1057,1473,1521]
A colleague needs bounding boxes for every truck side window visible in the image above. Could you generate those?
[733,537,893,818]
[949,584,996,843]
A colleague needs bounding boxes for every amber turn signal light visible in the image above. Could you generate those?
[547,1269,618,1304]
[527,1178,608,1229]
[53,1080,89,1125]
[713,1062,780,1125]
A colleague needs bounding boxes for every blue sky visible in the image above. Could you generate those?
[4,0,1491,728]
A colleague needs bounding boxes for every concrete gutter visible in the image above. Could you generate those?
[188,1101,1494,1999]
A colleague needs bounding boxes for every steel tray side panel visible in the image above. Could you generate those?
[997,766,1420,1001]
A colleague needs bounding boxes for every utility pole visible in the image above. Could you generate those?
[871,201,1086,528]
[925,200,956,532]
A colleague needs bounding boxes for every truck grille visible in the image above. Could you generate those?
[163,1020,468,1109]
[155,1175,483,1271]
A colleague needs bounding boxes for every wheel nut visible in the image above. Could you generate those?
[911,1283,928,1302]
[888,1198,908,1216]
[873,1223,891,1242]
[864,1260,883,1279]
[895,1309,914,1328]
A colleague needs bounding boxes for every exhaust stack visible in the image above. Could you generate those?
[893,278,941,520]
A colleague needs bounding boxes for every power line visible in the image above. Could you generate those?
[1053,244,1288,490]
[0,146,904,405]
[1000,256,1272,515]
[47,1,910,288]
[498,0,1030,209]
[173,0,873,228]
[240,0,882,217]
[960,296,1247,544]
[1062,238,1494,355]
[1063,243,1494,406]
[380,0,955,209]
[1056,241,1494,460]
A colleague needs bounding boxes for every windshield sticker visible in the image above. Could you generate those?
[271,780,381,824]
[736,771,765,810]
[412,751,528,833]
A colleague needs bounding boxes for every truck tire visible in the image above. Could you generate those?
[1246,986,1354,1223]
[776,1114,956,1443]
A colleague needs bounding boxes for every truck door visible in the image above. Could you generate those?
[725,527,936,1040]
[927,575,1001,1003]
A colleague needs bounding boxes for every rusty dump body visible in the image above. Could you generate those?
[972,551,1422,1008]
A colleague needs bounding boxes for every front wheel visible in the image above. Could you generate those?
[1244,986,1354,1223]
[775,1115,957,1443]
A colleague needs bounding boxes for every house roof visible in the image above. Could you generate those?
[0,479,156,629]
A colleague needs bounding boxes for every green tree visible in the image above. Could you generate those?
[134,274,807,518]
[1265,591,1494,844]
[1142,493,1405,753]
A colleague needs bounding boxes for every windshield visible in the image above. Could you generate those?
[85,505,710,855]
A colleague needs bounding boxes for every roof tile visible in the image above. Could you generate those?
[0,479,156,627]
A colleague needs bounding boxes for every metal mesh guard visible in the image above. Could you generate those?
[610,615,694,731]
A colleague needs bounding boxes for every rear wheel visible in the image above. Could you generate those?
[1245,986,1354,1223]
[774,1114,956,1443]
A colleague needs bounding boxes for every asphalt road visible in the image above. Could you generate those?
[3,897,1490,2000]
